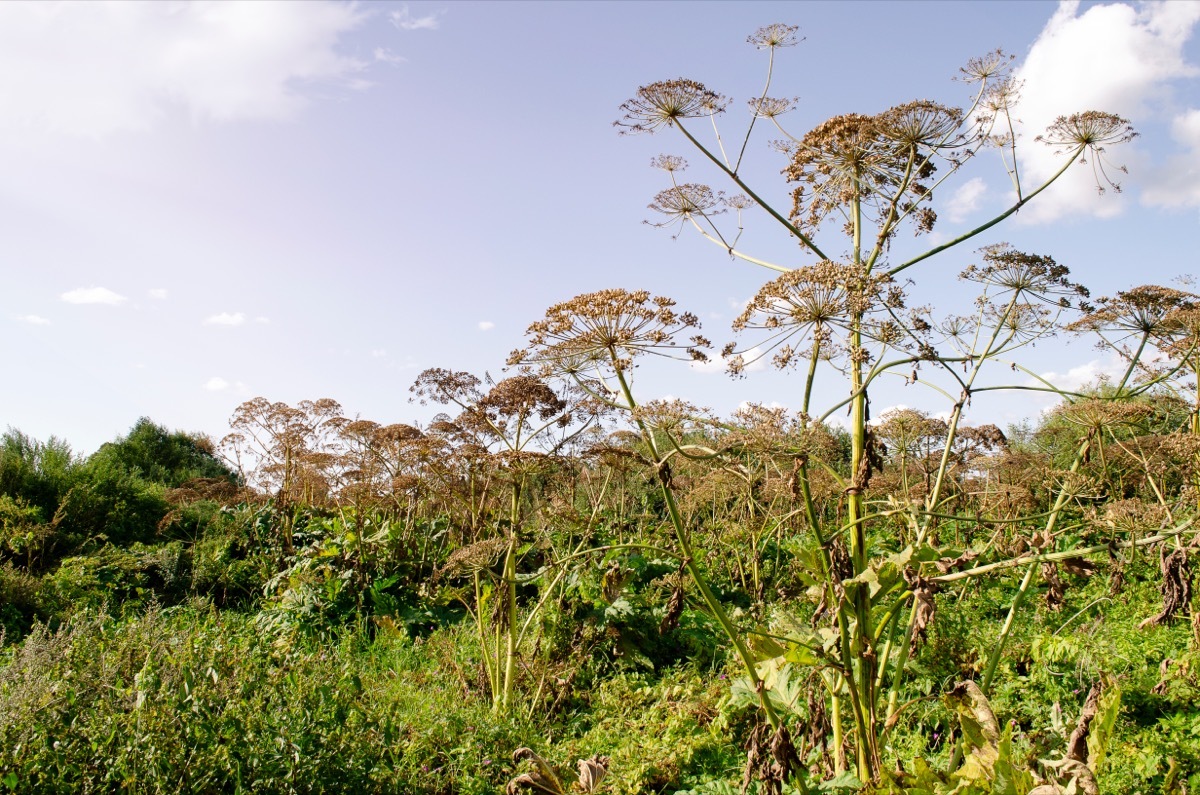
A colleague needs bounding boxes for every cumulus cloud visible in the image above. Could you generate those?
[204,376,229,391]
[390,6,440,31]
[943,177,987,223]
[478,320,495,331]
[16,314,50,325]
[1013,0,1200,223]
[0,1,368,143]
[61,286,126,305]
[204,311,246,326]
[1143,108,1200,208]
[1032,355,1127,392]
[148,288,168,300]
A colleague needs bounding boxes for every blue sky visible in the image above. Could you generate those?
[2,0,1198,453]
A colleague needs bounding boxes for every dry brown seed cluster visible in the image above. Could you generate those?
[746,23,801,50]
[615,79,727,135]
[1038,111,1138,193]
[748,96,798,119]
[875,100,965,150]
[734,261,898,334]
[958,49,1014,83]
[510,289,711,376]
[961,245,1089,308]
[649,154,687,172]
[647,183,725,224]
[1039,111,1138,151]
[1069,285,1198,337]
[784,105,950,234]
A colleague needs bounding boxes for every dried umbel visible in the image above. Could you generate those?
[747,23,801,50]
[510,289,711,378]
[649,154,687,173]
[748,96,798,119]
[959,48,1014,84]
[1069,285,1199,339]
[615,79,727,135]
[631,398,711,436]
[1038,111,1138,193]
[1053,398,1153,434]
[784,103,953,234]
[875,99,965,151]
[960,245,1089,308]
[730,261,902,372]
[647,183,725,225]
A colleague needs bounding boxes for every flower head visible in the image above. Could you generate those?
[616,79,727,135]
[510,289,710,377]
[647,183,725,226]
[747,23,801,49]
[1037,111,1137,193]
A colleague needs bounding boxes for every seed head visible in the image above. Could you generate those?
[747,23,801,50]
[511,289,710,377]
[616,79,727,135]
[960,245,1089,308]
[748,96,799,119]
[958,49,1014,84]
[647,183,725,225]
[650,154,688,173]
[1038,112,1137,193]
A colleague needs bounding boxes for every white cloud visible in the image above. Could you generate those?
[943,177,987,223]
[1013,1,1200,223]
[254,316,270,324]
[370,348,387,358]
[1032,355,1127,392]
[204,376,229,391]
[61,286,126,305]
[390,6,440,31]
[0,1,368,142]
[16,314,50,325]
[148,288,168,300]
[691,345,768,374]
[1143,108,1200,208]
[478,320,495,331]
[374,47,407,66]
[204,311,246,326]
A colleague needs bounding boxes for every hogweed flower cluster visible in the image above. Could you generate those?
[509,289,711,382]
[615,79,727,135]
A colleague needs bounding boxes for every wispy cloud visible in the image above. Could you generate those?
[1013,0,1200,223]
[148,288,168,300]
[374,47,407,66]
[390,5,440,31]
[254,316,270,324]
[943,177,987,223]
[61,286,126,305]
[0,2,369,143]
[204,377,230,391]
[16,314,50,325]
[478,320,495,331]
[204,312,246,326]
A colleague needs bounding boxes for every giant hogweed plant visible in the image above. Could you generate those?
[513,24,1198,789]
[411,369,602,712]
